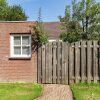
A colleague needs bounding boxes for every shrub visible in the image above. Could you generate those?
[31,21,48,51]
[59,32,82,43]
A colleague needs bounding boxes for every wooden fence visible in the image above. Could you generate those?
[38,41,100,84]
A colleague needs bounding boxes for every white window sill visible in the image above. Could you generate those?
[9,57,31,60]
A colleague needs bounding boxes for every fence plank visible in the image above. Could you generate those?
[99,41,100,81]
[45,43,49,83]
[97,42,99,81]
[52,42,57,83]
[64,42,69,84]
[87,41,92,83]
[75,42,80,83]
[48,42,53,83]
[41,45,46,83]
[69,43,74,84]
[38,47,41,83]
[93,41,98,83]
[57,41,61,84]
[61,42,65,84]
[81,41,86,82]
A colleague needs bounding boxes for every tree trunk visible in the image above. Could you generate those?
[82,19,85,32]
[86,16,89,33]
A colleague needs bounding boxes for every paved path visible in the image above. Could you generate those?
[36,84,73,100]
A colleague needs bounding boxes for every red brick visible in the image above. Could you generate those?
[0,21,37,82]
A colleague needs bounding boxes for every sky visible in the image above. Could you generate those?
[7,0,72,22]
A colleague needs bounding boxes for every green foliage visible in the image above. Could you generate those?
[0,0,8,20]
[59,0,100,43]
[78,0,100,34]
[5,5,27,21]
[58,6,72,32]
[81,32,100,40]
[32,21,48,46]
[60,32,81,43]
[32,8,48,47]
[0,0,27,21]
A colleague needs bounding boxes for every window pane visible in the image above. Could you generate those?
[14,47,21,55]
[22,36,30,45]
[14,36,21,45]
[22,47,30,55]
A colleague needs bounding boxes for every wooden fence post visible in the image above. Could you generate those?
[42,45,46,83]
[87,41,92,83]
[81,41,86,82]
[75,42,80,83]
[38,46,41,83]
[48,42,53,83]
[69,43,74,84]
[93,41,98,83]
[52,42,57,83]
[57,41,61,84]
[45,43,49,83]
[64,42,69,84]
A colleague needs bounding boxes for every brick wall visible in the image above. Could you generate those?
[0,22,37,82]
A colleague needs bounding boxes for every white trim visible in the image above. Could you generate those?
[49,39,62,42]
[49,39,56,42]
[10,34,31,58]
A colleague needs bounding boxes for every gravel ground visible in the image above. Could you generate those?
[36,84,73,100]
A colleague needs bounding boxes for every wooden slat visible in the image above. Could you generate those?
[52,42,57,83]
[75,42,80,83]
[64,42,69,84]
[48,42,53,83]
[97,42,99,81]
[69,43,74,84]
[99,41,100,81]
[81,41,86,82]
[57,41,61,84]
[45,43,49,83]
[61,42,65,84]
[78,43,81,81]
[41,45,46,83]
[37,46,42,83]
[93,41,98,83]
[87,41,92,83]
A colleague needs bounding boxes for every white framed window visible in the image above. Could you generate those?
[10,34,31,58]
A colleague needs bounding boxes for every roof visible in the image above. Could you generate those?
[0,21,64,39]
[43,22,64,39]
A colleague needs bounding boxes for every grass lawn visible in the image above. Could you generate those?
[71,83,100,100]
[0,83,43,100]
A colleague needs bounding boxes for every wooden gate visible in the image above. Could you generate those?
[37,41,100,84]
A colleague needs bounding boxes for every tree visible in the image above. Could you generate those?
[59,0,100,42]
[6,5,27,21]
[0,0,8,20]
[0,0,27,21]
[76,0,100,34]
[31,8,48,51]
[58,5,71,32]
[59,2,82,43]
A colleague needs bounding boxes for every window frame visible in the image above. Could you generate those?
[10,34,31,58]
